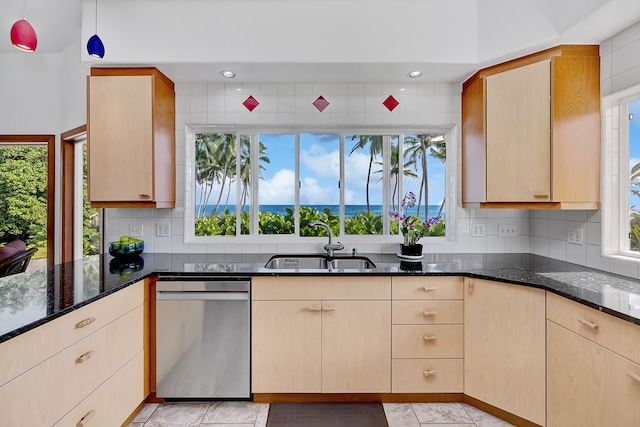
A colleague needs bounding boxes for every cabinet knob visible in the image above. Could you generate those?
[423,335,437,341]
[468,280,474,294]
[423,370,437,377]
[77,409,96,427]
[75,351,94,364]
[423,311,437,317]
[75,317,96,329]
[627,371,640,384]
[422,286,437,292]
[138,193,151,199]
[577,318,599,330]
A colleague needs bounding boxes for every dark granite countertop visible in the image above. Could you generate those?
[1,252,639,344]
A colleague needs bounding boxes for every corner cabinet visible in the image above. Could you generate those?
[546,292,640,426]
[88,68,176,208]
[464,278,546,426]
[462,45,600,209]
[251,276,391,394]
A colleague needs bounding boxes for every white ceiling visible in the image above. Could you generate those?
[2,0,640,83]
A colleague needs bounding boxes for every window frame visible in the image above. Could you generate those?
[184,124,457,245]
[602,84,640,260]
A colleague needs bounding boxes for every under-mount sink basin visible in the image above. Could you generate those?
[263,254,376,271]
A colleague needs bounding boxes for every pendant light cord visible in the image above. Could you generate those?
[95,0,99,33]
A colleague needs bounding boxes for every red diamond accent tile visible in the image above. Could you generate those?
[313,95,330,112]
[242,95,259,112]
[383,95,400,112]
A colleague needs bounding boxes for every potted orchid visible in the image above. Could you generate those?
[389,192,445,256]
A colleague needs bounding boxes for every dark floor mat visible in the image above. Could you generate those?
[266,402,389,427]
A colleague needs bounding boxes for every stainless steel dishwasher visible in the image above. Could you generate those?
[156,277,250,399]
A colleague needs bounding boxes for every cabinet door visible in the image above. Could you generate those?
[321,301,391,393]
[547,320,640,427]
[485,60,551,202]
[251,301,322,393]
[88,75,154,202]
[464,279,546,425]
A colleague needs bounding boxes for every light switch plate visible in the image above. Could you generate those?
[156,223,171,237]
[129,224,143,237]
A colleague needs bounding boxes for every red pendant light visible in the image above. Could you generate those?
[10,19,37,52]
[10,1,37,52]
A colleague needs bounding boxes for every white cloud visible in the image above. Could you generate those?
[258,169,296,204]
[300,177,338,205]
[301,145,339,178]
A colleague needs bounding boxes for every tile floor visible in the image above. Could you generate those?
[127,401,515,427]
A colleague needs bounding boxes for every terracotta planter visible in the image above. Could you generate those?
[399,243,423,256]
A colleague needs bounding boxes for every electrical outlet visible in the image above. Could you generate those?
[471,223,486,237]
[129,224,143,237]
[498,224,517,237]
[567,228,584,245]
[156,223,171,237]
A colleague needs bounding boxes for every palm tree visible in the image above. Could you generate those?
[349,135,383,213]
[404,134,446,219]
[194,133,236,217]
[375,143,418,210]
[239,137,270,212]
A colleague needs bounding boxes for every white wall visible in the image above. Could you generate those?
[0,44,89,263]
[529,19,640,279]
[103,81,531,255]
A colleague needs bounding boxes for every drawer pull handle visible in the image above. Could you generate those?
[423,311,437,317]
[307,306,321,312]
[423,335,437,341]
[422,286,437,292]
[628,372,640,384]
[138,193,151,199]
[322,306,335,312]
[577,319,599,330]
[75,317,96,329]
[77,410,96,427]
[534,192,550,198]
[468,281,474,294]
[423,370,436,377]
[76,351,94,364]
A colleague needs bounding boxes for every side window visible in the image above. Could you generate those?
[628,98,640,251]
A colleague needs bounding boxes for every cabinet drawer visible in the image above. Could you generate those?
[0,305,144,426]
[0,280,144,387]
[392,276,463,300]
[547,292,640,363]
[54,351,144,427]
[392,359,463,393]
[392,325,463,359]
[392,300,463,325]
[252,276,390,300]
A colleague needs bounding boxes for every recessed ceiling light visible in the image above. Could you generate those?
[220,70,235,78]
[408,71,422,78]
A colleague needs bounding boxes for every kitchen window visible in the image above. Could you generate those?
[602,87,640,260]
[185,127,452,244]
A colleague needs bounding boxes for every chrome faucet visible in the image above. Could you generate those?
[308,220,344,257]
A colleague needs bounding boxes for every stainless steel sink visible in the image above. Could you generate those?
[263,254,376,271]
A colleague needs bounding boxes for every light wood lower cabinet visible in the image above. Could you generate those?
[251,276,391,393]
[391,277,464,393]
[464,278,546,426]
[547,320,640,426]
[0,281,145,427]
[54,351,144,427]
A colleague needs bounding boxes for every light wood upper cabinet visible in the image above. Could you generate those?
[462,45,600,209]
[88,67,175,208]
[464,278,546,426]
[251,276,391,394]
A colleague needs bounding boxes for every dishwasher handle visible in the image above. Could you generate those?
[156,291,249,301]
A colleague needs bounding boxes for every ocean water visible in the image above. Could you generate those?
[198,204,444,218]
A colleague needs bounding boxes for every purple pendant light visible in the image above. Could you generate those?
[10,0,37,52]
[87,0,105,59]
